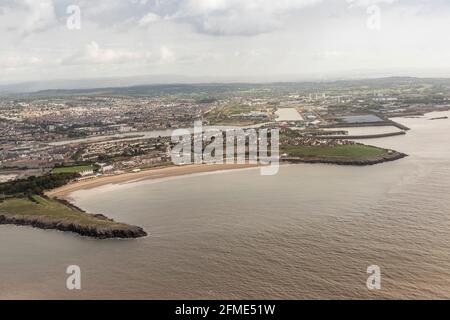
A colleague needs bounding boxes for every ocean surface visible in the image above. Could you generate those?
[1,111,450,299]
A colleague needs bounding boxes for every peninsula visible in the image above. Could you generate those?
[0,173,147,239]
[0,195,147,239]
[279,128,408,165]
[281,144,407,165]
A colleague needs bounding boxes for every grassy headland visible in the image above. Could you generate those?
[282,144,386,160]
[281,144,406,165]
[280,128,407,165]
[0,195,146,239]
[0,173,147,239]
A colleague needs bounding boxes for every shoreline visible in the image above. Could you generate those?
[46,151,408,200]
[30,153,407,239]
[46,164,260,199]
[0,195,147,239]
[1,165,260,239]
[282,151,408,166]
[0,213,147,239]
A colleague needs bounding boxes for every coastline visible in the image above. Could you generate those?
[46,151,408,200]
[0,195,147,239]
[1,165,259,239]
[0,213,147,239]
[282,151,408,166]
[15,153,406,239]
[46,163,260,199]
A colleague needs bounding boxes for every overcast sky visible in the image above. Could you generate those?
[1,0,450,84]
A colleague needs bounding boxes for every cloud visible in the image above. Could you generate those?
[139,12,161,26]
[62,41,176,66]
[20,0,57,36]
[313,50,346,60]
[178,0,321,15]
[0,0,57,37]
[63,41,147,65]
[346,0,398,7]
[159,46,176,64]
[0,55,43,69]
[168,0,323,36]
[2,0,450,83]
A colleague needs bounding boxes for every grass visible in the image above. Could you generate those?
[205,104,273,125]
[207,104,256,117]
[281,144,388,160]
[51,165,93,174]
[0,195,125,227]
[209,119,262,126]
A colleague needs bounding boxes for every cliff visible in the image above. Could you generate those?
[0,214,147,239]
[0,196,147,239]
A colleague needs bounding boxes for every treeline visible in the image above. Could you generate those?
[0,173,77,197]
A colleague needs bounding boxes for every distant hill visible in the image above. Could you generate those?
[3,76,450,97]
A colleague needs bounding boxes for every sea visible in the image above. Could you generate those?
[1,111,449,299]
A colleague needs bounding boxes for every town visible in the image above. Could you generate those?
[1,77,449,182]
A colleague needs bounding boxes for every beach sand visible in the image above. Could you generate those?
[46,164,259,198]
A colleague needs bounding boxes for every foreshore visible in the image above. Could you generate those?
[46,164,260,199]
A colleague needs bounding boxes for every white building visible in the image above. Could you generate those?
[79,169,94,177]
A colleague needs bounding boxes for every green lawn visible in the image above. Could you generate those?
[0,196,125,227]
[51,165,93,174]
[281,144,387,160]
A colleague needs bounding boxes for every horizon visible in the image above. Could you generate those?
[2,74,450,95]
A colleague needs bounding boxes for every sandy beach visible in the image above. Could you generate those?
[46,164,259,198]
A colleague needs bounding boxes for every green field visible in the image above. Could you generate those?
[282,144,387,160]
[51,165,93,174]
[0,196,124,227]
[206,104,258,117]
[205,104,274,125]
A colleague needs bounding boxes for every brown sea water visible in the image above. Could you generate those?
[1,112,450,299]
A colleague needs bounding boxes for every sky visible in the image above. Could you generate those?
[1,0,450,85]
